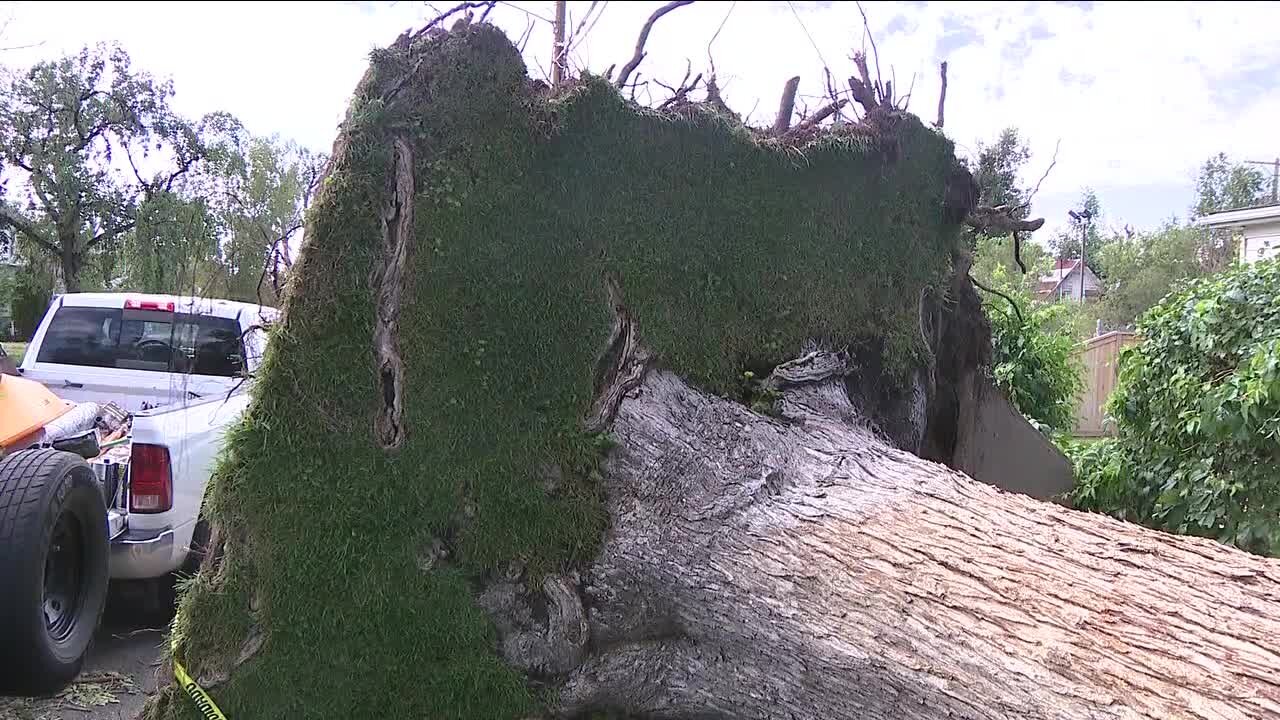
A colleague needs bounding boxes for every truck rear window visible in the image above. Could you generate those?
[35,307,246,377]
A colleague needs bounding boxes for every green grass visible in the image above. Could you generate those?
[157,24,965,720]
[2,342,25,365]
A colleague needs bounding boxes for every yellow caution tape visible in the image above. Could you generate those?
[174,658,229,720]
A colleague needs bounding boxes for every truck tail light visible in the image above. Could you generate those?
[129,444,173,513]
[124,298,176,312]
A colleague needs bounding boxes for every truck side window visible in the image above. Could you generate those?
[179,316,245,377]
[35,307,123,367]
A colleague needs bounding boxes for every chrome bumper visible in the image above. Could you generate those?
[110,526,175,576]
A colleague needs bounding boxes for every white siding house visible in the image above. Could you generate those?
[1036,259,1101,303]
[1195,203,1280,265]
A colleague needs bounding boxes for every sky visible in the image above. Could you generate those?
[2,0,1278,243]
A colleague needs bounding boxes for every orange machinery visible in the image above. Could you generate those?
[0,374,72,454]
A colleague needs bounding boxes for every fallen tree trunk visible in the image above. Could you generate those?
[499,349,1280,719]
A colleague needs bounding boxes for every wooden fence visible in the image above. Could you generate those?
[1072,331,1139,437]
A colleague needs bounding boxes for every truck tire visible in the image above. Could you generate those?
[0,449,109,696]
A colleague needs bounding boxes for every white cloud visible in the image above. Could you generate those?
[2,0,1277,241]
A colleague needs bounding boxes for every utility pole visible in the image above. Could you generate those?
[551,0,567,88]
[1245,158,1279,203]
[1068,209,1093,303]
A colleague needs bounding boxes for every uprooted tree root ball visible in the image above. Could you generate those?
[146,20,1280,720]
[147,21,968,719]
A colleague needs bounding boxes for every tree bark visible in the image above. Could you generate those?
[59,240,82,293]
[485,348,1280,720]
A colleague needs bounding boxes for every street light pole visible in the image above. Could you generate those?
[1068,209,1093,303]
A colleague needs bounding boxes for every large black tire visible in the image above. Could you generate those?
[0,449,109,696]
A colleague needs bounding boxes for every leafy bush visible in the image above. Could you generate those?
[981,265,1083,433]
[1070,259,1280,556]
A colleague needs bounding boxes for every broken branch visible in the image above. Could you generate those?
[615,1,695,88]
[965,206,1046,235]
[936,61,948,128]
[772,76,801,135]
[855,2,883,102]
[849,52,878,114]
[783,99,847,137]
[415,1,495,38]
[657,72,703,110]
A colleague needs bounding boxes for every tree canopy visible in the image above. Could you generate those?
[0,43,323,311]
[0,43,241,291]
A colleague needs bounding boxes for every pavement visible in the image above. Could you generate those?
[0,586,169,720]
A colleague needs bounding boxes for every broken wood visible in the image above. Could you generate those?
[551,0,567,88]
[782,99,847,138]
[936,60,948,128]
[614,0,695,89]
[772,76,801,135]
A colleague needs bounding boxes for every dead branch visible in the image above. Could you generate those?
[708,0,736,65]
[822,67,847,121]
[899,71,916,110]
[1017,138,1061,214]
[783,99,847,138]
[703,73,734,117]
[855,2,883,100]
[970,273,1025,324]
[657,63,703,110]
[517,15,536,53]
[615,1,695,88]
[935,61,948,128]
[414,1,495,39]
[772,76,801,135]
[966,206,1046,235]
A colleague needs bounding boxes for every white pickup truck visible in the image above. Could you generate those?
[0,292,276,696]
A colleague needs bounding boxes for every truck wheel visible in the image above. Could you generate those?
[0,449,109,696]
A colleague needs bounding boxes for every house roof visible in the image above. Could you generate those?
[1036,258,1097,297]
[1194,203,1280,230]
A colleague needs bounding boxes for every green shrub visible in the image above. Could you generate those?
[983,265,1083,433]
[1070,258,1280,555]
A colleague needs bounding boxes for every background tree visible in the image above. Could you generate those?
[971,127,1031,217]
[118,134,323,304]
[0,42,240,291]
[1191,153,1270,271]
[1088,220,1206,328]
[1049,188,1111,275]
[208,136,324,304]
[1193,152,1269,216]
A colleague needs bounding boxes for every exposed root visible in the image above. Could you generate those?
[585,274,651,434]
[196,622,268,690]
[372,136,416,450]
[477,574,589,678]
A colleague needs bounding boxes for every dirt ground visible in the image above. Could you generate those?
[0,587,168,720]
